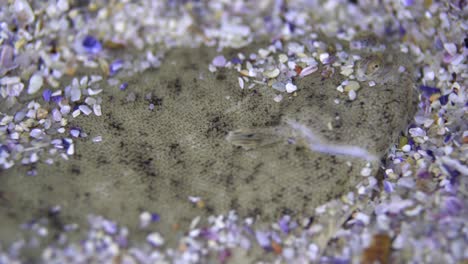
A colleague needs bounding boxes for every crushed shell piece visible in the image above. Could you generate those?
[344,81,361,92]
[263,68,280,78]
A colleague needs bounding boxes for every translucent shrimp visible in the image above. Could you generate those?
[226,121,378,162]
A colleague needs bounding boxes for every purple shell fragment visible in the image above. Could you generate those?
[102,220,118,235]
[51,95,62,103]
[120,82,128,90]
[0,45,18,74]
[42,89,52,102]
[231,57,242,64]
[218,249,231,263]
[383,180,394,193]
[82,36,102,54]
[255,230,270,249]
[417,170,431,179]
[151,213,160,222]
[419,85,441,96]
[109,59,124,76]
[444,196,462,216]
[278,215,290,234]
[212,55,227,67]
[439,93,450,105]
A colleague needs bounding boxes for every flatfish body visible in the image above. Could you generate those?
[0,41,417,243]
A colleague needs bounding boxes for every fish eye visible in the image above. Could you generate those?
[365,57,383,75]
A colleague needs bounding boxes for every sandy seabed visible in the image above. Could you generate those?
[0,0,466,263]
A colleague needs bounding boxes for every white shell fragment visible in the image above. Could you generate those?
[147,232,164,247]
[360,167,372,177]
[344,81,361,92]
[278,54,288,63]
[1,76,20,85]
[299,65,318,77]
[14,0,35,26]
[340,67,353,77]
[0,45,18,74]
[79,105,92,115]
[348,89,357,100]
[263,68,280,78]
[285,83,297,93]
[272,82,286,92]
[70,86,81,102]
[319,53,329,63]
[27,74,44,94]
[273,94,283,102]
[238,77,244,89]
[443,43,457,56]
[93,104,102,116]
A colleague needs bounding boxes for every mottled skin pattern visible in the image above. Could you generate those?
[0,40,416,249]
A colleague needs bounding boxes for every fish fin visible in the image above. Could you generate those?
[226,127,283,149]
